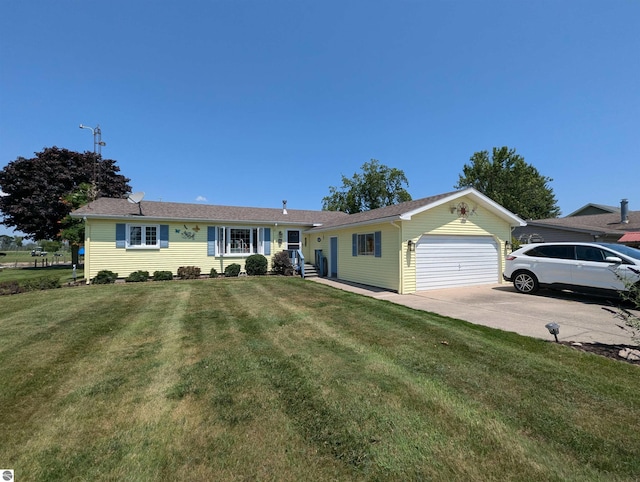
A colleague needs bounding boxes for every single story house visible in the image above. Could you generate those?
[71,187,525,293]
[512,199,640,247]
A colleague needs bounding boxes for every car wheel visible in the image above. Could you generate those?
[513,271,539,294]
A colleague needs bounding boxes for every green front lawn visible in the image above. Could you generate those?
[0,265,82,285]
[0,277,638,480]
[0,250,73,265]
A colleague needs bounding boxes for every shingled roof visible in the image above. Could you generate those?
[71,187,525,230]
[306,191,459,231]
[72,197,349,226]
[308,188,525,231]
[525,211,640,235]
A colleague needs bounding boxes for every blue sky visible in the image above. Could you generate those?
[1,1,638,237]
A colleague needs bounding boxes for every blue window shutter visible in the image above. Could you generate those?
[352,233,357,256]
[207,226,217,256]
[374,231,382,258]
[264,228,271,255]
[160,225,169,248]
[116,223,126,248]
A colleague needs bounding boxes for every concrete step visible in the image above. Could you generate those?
[303,263,319,278]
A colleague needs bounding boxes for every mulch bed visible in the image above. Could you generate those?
[558,341,640,366]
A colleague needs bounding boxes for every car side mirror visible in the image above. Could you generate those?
[605,256,622,264]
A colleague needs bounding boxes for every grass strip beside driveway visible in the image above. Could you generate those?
[0,277,638,480]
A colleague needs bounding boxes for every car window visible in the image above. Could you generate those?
[576,246,607,262]
[525,245,575,259]
[598,243,640,261]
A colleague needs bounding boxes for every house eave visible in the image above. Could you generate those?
[305,215,403,233]
[71,212,316,227]
[524,221,622,236]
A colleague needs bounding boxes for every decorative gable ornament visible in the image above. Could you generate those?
[453,202,477,220]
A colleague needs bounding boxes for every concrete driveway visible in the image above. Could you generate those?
[311,278,639,345]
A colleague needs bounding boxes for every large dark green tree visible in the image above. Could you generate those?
[322,159,411,214]
[0,146,131,240]
[455,146,560,219]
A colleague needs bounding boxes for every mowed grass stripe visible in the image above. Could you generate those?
[229,281,599,479]
[1,277,639,480]
[1,284,196,478]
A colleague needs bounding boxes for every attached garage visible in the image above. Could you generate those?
[416,235,499,291]
[304,188,525,294]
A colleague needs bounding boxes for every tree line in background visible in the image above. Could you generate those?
[322,147,560,219]
[0,145,559,247]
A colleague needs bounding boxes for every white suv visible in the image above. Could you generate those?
[503,242,640,296]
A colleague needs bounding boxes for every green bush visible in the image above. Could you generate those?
[153,270,174,281]
[125,270,149,282]
[245,254,268,276]
[271,251,294,276]
[209,268,218,278]
[224,263,241,277]
[0,275,62,295]
[92,270,118,284]
[177,266,201,280]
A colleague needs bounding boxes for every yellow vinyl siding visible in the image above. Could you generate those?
[83,220,298,281]
[325,223,400,291]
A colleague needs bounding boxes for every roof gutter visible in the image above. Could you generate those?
[305,215,403,234]
[71,212,316,227]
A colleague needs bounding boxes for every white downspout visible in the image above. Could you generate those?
[390,221,402,293]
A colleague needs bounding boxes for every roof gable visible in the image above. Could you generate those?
[566,203,620,217]
[308,187,525,231]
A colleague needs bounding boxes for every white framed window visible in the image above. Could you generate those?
[357,233,375,256]
[217,227,266,255]
[127,224,159,249]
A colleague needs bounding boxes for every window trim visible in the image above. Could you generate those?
[357,233,376,256]
[215,226,269,257]
[352,231,382,258]
[126,223,160,249]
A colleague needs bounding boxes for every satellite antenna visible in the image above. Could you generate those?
[127,192,145,215]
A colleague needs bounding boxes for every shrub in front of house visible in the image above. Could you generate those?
[245,254,268,276]
[92,270,118,284]
[177,266,201,280]
[271,251,294,276]
[153,270,174,281]
[209,268,218,278]
[224,263,241,277]
[125,270,149,283]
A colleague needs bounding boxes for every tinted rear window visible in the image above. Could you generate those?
[598,243,640,261]
[524,245,575,259]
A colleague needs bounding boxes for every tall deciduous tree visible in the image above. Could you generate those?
[0,146,131,240]
[322,159,411,214]
[455,147,560,219]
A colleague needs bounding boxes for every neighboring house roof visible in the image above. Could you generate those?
[71,187,526,231]
[524,211,640,237]
[307,187,526,232]
[71,198,349,226]
[617,232,640,243]
[566,203,619,217]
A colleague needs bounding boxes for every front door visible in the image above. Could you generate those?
[287,229,302,262]
[330,237,338,277]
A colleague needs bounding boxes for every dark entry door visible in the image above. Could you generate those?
[330,237,338,277]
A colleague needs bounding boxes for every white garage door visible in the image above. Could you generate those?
[416,235,499,291]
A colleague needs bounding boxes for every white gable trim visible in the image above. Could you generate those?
[400,188,526,226]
